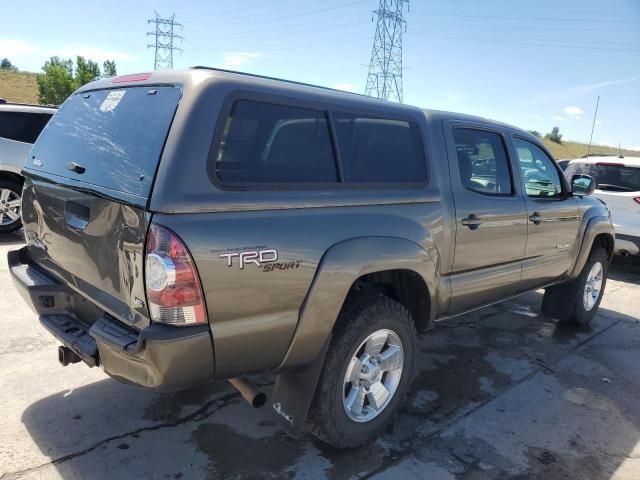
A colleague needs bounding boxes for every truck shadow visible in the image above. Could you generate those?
[0,229,24,246]
[609,255,640,285]
[19,291,640,480]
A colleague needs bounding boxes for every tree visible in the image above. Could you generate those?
[527,130,541,138]
[0,58,18,71]
[36,57,74,105]
[74,56,101,89]
[545,126,563,144]
[36,56,118,105]
[102,60,117,78]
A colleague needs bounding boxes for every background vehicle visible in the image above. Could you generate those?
[9,68,614,449]
[565,156,640,256]
[0,101,56,232]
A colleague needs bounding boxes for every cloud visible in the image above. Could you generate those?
[0,38,39,56]
[220,52,262,69]
[576,73,640,93]
[595,119,603,125]
[56,46,136,62]
[0,37,136,63]
[552,115,568,122]
[563,106,583,119]
[333,83,358,93]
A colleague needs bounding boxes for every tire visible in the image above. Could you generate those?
[307,291,417,448]
[0,177,23,234]
[555,247,609,326]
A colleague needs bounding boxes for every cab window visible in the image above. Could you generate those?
[452,128,513,195]
[513,138,563,198]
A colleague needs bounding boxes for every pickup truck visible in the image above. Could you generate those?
[9,68,614,448]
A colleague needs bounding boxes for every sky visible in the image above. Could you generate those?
[2,0,639,148]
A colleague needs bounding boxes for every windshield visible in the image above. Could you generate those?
[566,162,640,192]
[26,86,181,199]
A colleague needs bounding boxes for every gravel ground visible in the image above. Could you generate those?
[1,230,639,480]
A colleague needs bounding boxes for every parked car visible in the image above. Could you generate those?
[0,101,56,232]
[9,68,614,448]
[565,156,640,256]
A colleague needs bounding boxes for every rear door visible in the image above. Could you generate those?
[511,137,580,287]
[21,86,181,328]
[445,123,528,314]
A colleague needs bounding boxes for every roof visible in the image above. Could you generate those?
[77,66,535,139]
[569,156,640,167]
[0,102,57,114]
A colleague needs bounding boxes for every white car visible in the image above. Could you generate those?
[565,155,640,256]
[0,100,56,232]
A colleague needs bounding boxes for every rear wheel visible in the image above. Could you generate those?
[307,292,416,448]
[0,177,23,234]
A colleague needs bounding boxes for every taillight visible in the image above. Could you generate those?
[145,223,207,326]
[634,197,640,205]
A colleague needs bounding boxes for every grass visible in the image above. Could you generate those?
[0,70,39,104]
[542,139,639,160]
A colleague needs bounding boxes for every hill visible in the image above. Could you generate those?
[0,70,39,104]
[543,139,639,160]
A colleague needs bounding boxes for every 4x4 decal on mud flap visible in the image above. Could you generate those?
[272,402,294,426]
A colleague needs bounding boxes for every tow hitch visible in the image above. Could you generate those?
[58,346,81,366]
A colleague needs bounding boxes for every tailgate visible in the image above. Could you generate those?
[20,85,182,329]
[22,179,152,328]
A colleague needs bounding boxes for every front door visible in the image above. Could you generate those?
[445,124,528,314]
[511,136,580,287]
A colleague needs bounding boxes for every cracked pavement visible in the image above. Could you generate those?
[1,231,639,479]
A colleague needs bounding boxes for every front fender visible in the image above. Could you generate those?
[569,212,614,279]
[277,236,438,372]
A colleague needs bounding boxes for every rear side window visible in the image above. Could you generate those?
[214,100,337,184]
[28,86,181,198]
[453,128,513,195]
[333,113,426,183]
[0,111,52,144]
[567,162,640,192]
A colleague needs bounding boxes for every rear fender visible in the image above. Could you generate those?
[269,236,437,436]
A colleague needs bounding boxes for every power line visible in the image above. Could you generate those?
[411,11,640,25]
[147,12,183,70]
[408,32,640,53]
[365,0,409,103]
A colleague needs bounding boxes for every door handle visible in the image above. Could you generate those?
[461,214,483,230]
[529,212,543,225]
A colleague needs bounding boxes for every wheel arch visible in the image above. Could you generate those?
[570,214,615,279]
[277,236,437,372]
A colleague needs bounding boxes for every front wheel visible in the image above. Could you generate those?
[545,246,609,326]
[307,292,416,448]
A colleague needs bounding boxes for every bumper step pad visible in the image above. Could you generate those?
[40,314,98,367]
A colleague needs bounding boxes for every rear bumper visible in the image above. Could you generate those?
[8,247,215,391]
[615,233,640,256]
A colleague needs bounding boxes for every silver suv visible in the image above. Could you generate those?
[0,100,56,232]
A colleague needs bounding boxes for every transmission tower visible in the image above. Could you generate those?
[147,12,183,70]
[364,0,409,103]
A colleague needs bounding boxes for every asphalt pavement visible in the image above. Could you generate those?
[1,231,639,480]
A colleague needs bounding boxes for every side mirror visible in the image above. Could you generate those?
[571,174,595,196]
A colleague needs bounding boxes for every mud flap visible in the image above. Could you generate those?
[541,280,580,321]
[269,337,331,437]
